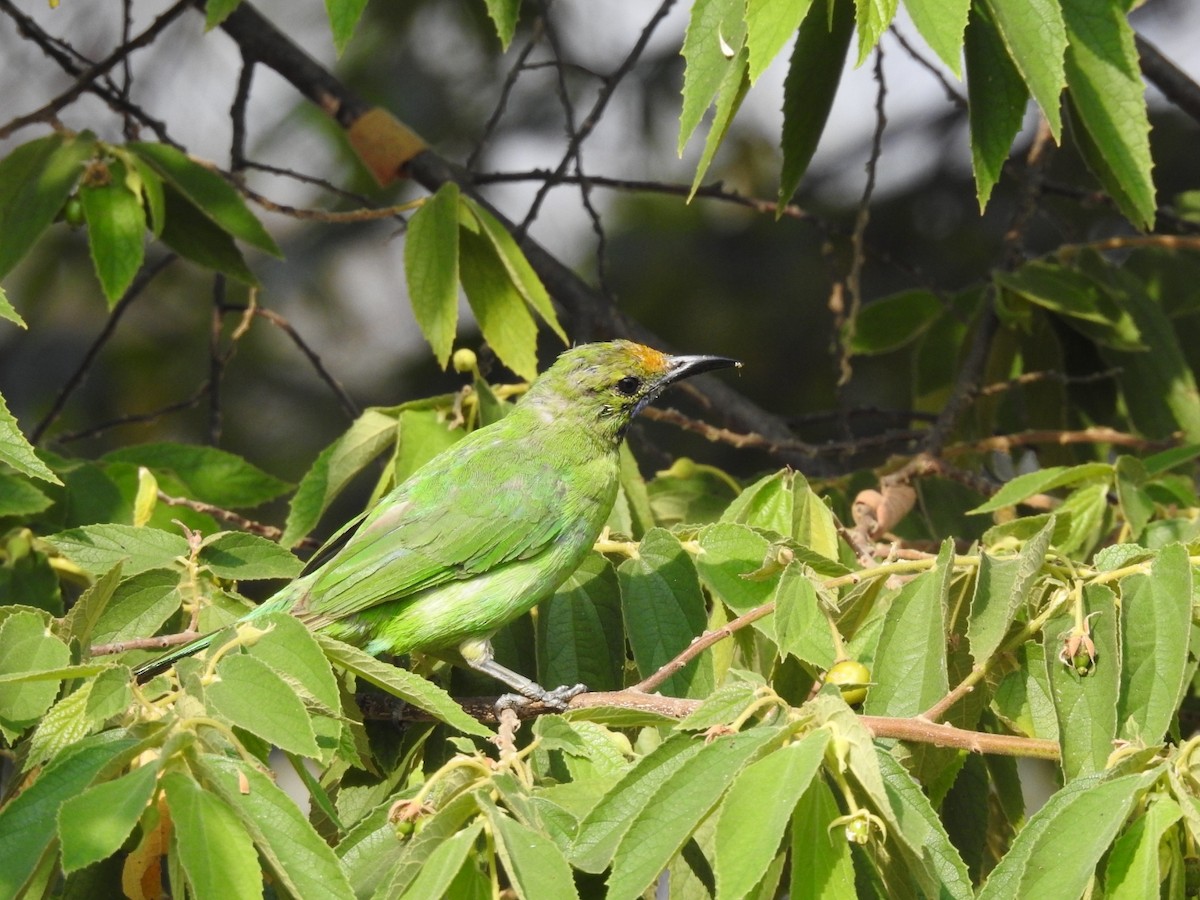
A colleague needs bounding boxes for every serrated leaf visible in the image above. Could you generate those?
[163,771,262,899]
[848,290,944,355]
[1114,456,1154,539]
[979,0,1066,139]
[1061,0,1154,229]
[606,726,786,900]
[103,441,290,508]
[199,532,302,581]
[282,407,399,548]
[904,0,969,76]
[967,518,1053,665]
[0,471,52,516]
[59,762,159,873]
[158,183,258,283]
[0,391,61,485]
[690,47,750,196]
[204,0,242,28]
[368,791,480,897]
[248,612,341,712]
[1105,794,1183,898]
[0,286,24,328]
[62,563,123,648]
[483,0,521,49]
[462,197,567,345]
[458,229,538,381]
[995,261,1142,350]
[89,568,180,645]
[863,541,953,717]
[45,524,189,577]
[774,563,835,669]
[714,731,829,900]
[789,775,855,899]
[965,0,1029,209]
[0,610,71,731]
[1043,583,1119,781]
[405,183,460,368]
[1117,543,1191,744]
[392,406,464,486]
[777,0,854,212]
[315,633,491,737]
[969,463,1111,514]
[0,131,96,281]
[0,731,139,899]
[746,0,815,83]
[618,528,713,698]
[24,681,96,772]
[397,821,484,900]
[489,809,579,900]
[853,0,899,66]
[80,158,146,305]
[325,0,370,54]
[679,0,747,154]
[129,142,280,256]
[978,767,1160,899]
[538,553,624,692]
[197,755,355,900]
[208,653,321,757]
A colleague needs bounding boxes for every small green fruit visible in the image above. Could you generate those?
[827,659,870,706]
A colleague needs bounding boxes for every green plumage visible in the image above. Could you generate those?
[135,340,738,705]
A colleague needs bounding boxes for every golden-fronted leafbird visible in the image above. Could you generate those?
[135,341,740,706]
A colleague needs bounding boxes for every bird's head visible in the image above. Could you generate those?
[521,340,741,445]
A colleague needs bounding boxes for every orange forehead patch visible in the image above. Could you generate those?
[628,343,668,372]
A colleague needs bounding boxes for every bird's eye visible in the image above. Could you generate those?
[615,376,641,396]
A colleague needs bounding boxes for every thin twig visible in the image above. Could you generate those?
[250,308,360,419]
[90,630,201,657]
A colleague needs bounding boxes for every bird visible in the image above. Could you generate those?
[134,340,740,707]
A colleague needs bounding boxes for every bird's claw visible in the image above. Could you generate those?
[494,682,587,715]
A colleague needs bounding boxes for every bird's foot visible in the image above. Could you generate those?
[494,682,587,714]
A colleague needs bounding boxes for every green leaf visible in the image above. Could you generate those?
[1105,794,1183,899]
[965,0,1029,208]
[0,471,51,516]
[995,261,1142,350]
[789,775,855,900]
[774,563,836,669]
[163,771,262,899]
[679,0,747,154]
[713,731,830,899]
[746,0,815,83]
[690,48,751,196]
[969,462,1111,514]
[483,0,521,49]
[89,568,180,646]
[904,0,969,76]
[1117,543,1191,744]
[606,726,786,900]
[463,197,568,345]
[0,610,71,733]
[282,407,398,548]
[80,158,146,305]
[994,643,1058,740]
[777,0,855,212]
[0,285,24,328]
[196,755,355,900]
[1043,583,1119,781]
[207,653,322,757]
[979,0,1066,139]
[325,0,370,54]
[570,734,707,873]
[977,767,1160,899]
[368,791,480,897]
[129,142,280,256]
[397,821,484,900]
[1060,0,1154,229]
[0,730,139,899]
[967,518,1053,665]
[405,183,460,368]
[392,406,465,486]
[315,633,492,737]
[874,750,974,899]
[23,680,98,772]
[61,564,123,647]
[204,0,242,28]
[45,524,189,577]
[248,612,341,712]
[618,528,713,698]
[863,541,953,717]
[158,183,258,283]
[849,290,945,355]
[853,0,899,66]
[538,553,624,692]
[1113,456,1154,540]
[0,131,95,281]
[199,532,302,581]
[695,523,776,624]
[59,762,159,873]
[489,809,579,900]
[103,442,291,508]
[459,229,538,382]
[0,391,61,485]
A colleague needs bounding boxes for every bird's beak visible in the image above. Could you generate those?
[661,353,742,386]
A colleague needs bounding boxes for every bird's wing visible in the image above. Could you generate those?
[299,433,575,622]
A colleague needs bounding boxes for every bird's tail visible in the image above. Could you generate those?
[132,578,310,681]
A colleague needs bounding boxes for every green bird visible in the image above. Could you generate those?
[135,340,739,706]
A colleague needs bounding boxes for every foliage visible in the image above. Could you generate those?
[2,0,1200,898]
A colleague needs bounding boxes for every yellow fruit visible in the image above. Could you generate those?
[826,659,870,706]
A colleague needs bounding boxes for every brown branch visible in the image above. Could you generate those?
[155,490,321,549]
[90,630,201,657]
[948,427,1176,457]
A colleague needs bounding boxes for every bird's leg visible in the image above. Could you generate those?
[458,637,586,711]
